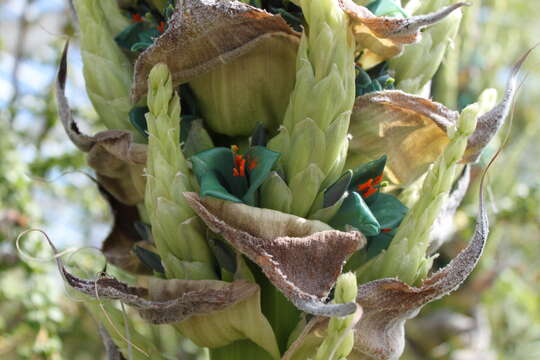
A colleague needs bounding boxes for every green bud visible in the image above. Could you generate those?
[260,171,293,213]
[286,118,326,181]
[357,101,480,284]
[73,0,135,134]
[270,0,355,215]
[145,63,215,279]
[288,164,325,217]
[315,273,358,360]
[389,0,463,94]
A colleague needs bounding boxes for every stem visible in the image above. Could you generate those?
[210,340,274,360]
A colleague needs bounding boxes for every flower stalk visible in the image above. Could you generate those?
[356,102,480,284]
[144,63,215,280]
[315,273,359,360]
[267,0,356,217]
[73,0,137,136]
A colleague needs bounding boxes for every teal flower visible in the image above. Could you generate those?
[329,155,408,258]
[190,145,280,207]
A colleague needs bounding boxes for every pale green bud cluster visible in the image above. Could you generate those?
[389,0,463,95]
[357,102,480,285]
[144,63,215,280]
[315,273,358,360]
[73,0,137,136]
[267,0,355,217]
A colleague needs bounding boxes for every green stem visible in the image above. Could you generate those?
[210,340,274,360]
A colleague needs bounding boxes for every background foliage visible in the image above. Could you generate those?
[0,0,538,358]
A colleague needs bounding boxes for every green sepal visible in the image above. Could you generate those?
[260,171,293,213]
[366,0,408,17]
[133,245,165,274]
[129,106,149,139]
[208,236,237,276]
[330,192,380,236]
[323,170,352,208]
[251,123,268,147]
[133,220,151,241]
[182,119,214,158]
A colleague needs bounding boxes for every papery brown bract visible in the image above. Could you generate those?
[184,192,365,317]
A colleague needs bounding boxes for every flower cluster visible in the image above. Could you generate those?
[53,0,525,359]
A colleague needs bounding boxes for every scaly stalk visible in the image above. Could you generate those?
[315,273,358,360]
[357,102,480,284]
[144,63,215,280]
[73,0,138,136]
[267,0,356,217]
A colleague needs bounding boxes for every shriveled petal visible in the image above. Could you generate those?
[348,90,458,184]
[282,179,488,360]
[57,43,146,205]
[340,0,468,67]
[131,0,300,102]
[184,192,365,316]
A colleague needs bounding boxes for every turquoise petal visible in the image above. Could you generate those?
[330,192,380,236]
[369,193,408,230]
[242,146,280,206]
[190,148,245,203]
[367,0,409,18]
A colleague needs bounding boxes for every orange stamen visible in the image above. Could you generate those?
[231,145,239,153]
[132,13,143,22]
[373,175,383,185]
[157,21,165,33]
[381,228,392,233]
[233,168,240,177]
[357,178,373,192]
[248,159,257,171]
[238,158,246,177]
[363,187,378,198]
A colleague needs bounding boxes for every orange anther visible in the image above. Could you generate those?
[357,178,373,192]
[248,159,257,171]
[381,228,392,233]
[157,21,165,33]
[132,13,143,22]
[363,187,378,198]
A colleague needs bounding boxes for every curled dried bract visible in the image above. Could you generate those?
[56,43,147,205]
[184,192,365,316]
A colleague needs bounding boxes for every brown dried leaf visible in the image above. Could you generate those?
[53,246,258,324]
[283,182,488,360]
[340,0,468,68]
[50,243,279,358]
[131,0,300,102]
[184,192,365,316]
[349,90,458,185]
[57,43,147,205]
